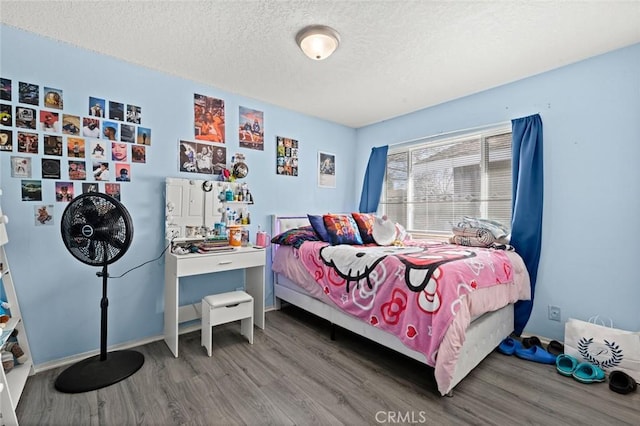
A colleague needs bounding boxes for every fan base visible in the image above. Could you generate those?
[54,350,145,394]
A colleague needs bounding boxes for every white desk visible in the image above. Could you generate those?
[164,246,266,357]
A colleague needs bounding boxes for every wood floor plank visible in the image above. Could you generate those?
[15,306,640,425]
[260,376,343,425]
[17,368,100,426]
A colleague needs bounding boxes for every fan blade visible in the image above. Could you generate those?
[80,197,100,226]
[106,237,126,252]
[88,239,97,260]
[100,206,123,227]
[69,236,89,251]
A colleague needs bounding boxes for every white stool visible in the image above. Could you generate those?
[201,291,254,356]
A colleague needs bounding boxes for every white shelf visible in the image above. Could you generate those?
[0,198,34,425]
[5,362,31,410]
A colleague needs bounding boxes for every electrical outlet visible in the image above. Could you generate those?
[166,226,180,239]
[548,305,561,322]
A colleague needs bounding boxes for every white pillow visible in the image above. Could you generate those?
[372,215,397,246]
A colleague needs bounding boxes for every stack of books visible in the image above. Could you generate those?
[196,238,234,253]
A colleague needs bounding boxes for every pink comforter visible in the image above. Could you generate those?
[297,241,518,366]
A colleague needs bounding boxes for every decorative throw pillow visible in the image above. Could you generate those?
[271,225,320,249]
[351,212,376,244]
[323,214,363,245]
[372,215,397,246]
[307,214,331,242]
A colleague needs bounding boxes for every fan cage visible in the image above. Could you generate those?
[61,193,133,266]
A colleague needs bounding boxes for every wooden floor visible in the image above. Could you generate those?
[16,306,640,425]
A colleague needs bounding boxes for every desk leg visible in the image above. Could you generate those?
[245,265,265,329]
[164,268,179,357]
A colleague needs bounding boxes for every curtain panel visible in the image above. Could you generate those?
[510,114,544,335]
[359,145,388,213]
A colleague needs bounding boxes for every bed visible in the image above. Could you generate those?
[270,215,531,396]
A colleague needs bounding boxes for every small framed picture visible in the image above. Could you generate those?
[276,136,298,176]
[44,87,63,109]
[11,156,31,178]
[34,204,54,226]
[318,151,336,188]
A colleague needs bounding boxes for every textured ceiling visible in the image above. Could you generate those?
[1,1,639,128]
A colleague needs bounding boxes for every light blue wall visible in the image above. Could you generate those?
[0,25,357,365]
[356,43,640,341]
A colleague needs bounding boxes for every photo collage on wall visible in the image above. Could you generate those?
[0,77,153,205]
[276,136,299,176]
[186,93,312,183]
[180,93,229,176]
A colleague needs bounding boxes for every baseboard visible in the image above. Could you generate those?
[34,306,279,374]
[33,324,201,374]
[517,333,559,346]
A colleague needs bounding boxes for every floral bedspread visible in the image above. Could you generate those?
[298,241,516,365]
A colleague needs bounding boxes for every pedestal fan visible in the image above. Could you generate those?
[55,192,144,393]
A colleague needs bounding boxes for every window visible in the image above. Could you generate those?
[380,127,512,234]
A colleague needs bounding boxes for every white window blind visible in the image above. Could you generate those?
[380,128,512,234]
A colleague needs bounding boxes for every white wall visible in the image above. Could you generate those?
[0,25,357,365]
[355,43,640,341]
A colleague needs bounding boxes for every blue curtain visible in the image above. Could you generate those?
[359,145,389,213]
[511,114,544,335]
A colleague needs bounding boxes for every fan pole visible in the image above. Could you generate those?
[100,261,108,361]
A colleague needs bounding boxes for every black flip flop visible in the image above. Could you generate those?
[547,340,564,356]
[522,336,542,348]
[609,371,637,394]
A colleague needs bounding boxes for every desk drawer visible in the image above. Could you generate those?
[175,250,265,277]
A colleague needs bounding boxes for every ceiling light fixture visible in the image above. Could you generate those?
[295,25,340,61]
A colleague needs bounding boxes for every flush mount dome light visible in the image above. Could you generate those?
[296,25,340,60]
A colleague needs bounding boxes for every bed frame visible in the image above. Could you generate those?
[270,215,514,396]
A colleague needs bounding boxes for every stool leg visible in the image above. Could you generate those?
[241,300,254,345]
[201,301,212,356]
[241,316,253,345]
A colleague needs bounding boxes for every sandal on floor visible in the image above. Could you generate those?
[515,345,557,364]
[556,354,578,376]
[547,340,564,356]
[572,362,605,384]
[609,370,637,394]
[497,337,522,355]
[522,336,542,348]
